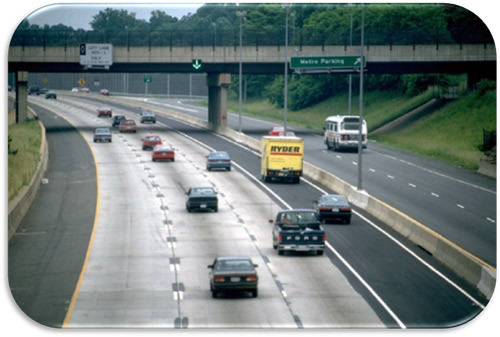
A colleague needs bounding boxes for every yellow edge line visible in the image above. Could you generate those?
[61,131,100,328]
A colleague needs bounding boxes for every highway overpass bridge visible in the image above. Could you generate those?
[8,43,496,126]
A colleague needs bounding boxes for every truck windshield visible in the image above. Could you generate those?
[278,212,318,225]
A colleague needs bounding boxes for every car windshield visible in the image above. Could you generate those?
[123,120,134,125]
[215,259,253,271]
[143,111,154,116]
[95,128,110,134]
[146,136,160,141]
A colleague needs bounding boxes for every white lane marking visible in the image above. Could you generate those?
[336,155,342,159]
[352,161,358,166]
[456,204,465,209]
[369,168,376,173]
[408,183,416,188]
[374,152,496,195]
[387,175,394,179]
[325,241,406,329]
[486,217,496,224]
[431,192,440,198]
[301,177,485,311]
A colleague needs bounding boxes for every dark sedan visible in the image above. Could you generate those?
[45,90,57,99]
[208,256,258,298]
[313,194,352,224]
[112,115,126,128]
[186,186,218,213]
[206,151,231,171]
[93,128,112,143]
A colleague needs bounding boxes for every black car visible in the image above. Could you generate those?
[140,110,156,123]
[112,115,126,127]
[313,194,352,224]
[186,186,218,212]
[93,127,112,143]
[45,90,57,99]
[208,256,258,298]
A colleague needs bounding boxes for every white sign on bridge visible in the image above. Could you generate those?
[79,43,113,68]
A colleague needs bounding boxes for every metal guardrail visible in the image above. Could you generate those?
[10,27,494,49]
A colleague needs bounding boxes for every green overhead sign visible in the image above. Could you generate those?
[290,56,365,69]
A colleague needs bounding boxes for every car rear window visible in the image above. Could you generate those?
[215,259,253,271]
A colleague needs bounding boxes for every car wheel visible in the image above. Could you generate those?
[278,249,284,256]
[212,290,218,298]
[214,206,218,212]
[207,166,211,171]
[252,289,258,298]
[317,250,324,256]
[227,167,231,171]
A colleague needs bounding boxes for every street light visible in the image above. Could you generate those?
[236,11,246,133]
[282,4,291,135]
[357,5,365,191]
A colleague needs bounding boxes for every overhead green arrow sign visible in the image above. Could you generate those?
[290,56,365,69]
[192,59,202,70]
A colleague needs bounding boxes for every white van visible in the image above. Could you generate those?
[324,115,367,151]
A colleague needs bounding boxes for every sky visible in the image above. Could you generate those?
[25,3,204,30]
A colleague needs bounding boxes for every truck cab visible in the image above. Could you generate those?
[271,209,326,256]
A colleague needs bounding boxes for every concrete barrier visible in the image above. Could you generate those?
[8,108,48,241]
[98,93,497,300]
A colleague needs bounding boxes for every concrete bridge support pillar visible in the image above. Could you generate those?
[207,73,231,130]
[16,71,29,124]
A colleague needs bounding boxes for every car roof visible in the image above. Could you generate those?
[95,128,111,132]
[279,208,317,213]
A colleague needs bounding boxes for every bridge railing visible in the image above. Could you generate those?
[10,27,493,49]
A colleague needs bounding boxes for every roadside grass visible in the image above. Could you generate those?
[226,89,434,132]
[8,119,42,201]
[371,89,496,170]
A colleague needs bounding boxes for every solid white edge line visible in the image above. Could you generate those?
[325,241,407,329]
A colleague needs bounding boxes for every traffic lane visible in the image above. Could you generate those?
[64,95,487,326]
[68,135,178,327]
[154,113,486,327]
[47,97,381,328]
[8,104,97,327]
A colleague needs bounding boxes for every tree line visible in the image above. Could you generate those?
[13,3,493,110]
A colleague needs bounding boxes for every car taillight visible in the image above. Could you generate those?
[214,276,225,283]
[340,208,352,212]
[246,276,257,282]
[322,234,326,242]
[278,233,283,242]
[319,207,331,211]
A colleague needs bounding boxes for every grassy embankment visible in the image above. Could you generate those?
[8,119,42,201]
[225,87,495,170]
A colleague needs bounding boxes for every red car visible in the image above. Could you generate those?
[268,126,284,136]
[97,107,112,118]
[142,135,162,150]
[152,144,175,162]
[119,119,137,133]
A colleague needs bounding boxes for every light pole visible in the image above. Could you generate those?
[236,11,246,133]
[348,3,353,115]
[283,4,291,134]
[357,5,365,191]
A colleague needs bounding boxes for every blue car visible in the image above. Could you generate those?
[206,151,231,171]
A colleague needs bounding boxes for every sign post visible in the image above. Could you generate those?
[144,75,152,95]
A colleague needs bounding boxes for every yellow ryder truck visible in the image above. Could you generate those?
[261,136,304,184]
